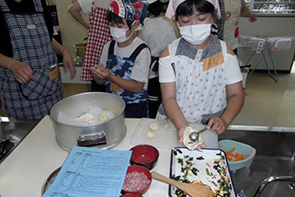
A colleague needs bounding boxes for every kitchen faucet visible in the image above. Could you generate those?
[254,175,295,197]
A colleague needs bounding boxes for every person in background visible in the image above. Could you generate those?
[69,0,111,92]
[157,0,244,148]
[68,0,94,29]
[138,0,179,118]
[90,0,151,118]
[0,0,76,119]
[218,0,257,54]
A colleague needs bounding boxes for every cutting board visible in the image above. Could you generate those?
[129,118,218,149]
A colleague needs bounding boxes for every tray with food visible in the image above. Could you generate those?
[169,147,237,197]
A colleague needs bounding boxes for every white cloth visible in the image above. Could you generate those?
[93,0,112,9]
[159,37,242,123]
[78,0,95,14]
[139,17,178,57]
[100,37,151,88]
[166,0,221,19]
[223,0,242,50]
[138,16,178,78]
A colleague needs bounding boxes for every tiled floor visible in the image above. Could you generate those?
[1,71,295,128]
[231,71,295,127]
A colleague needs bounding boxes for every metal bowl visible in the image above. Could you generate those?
[50,92,126,151]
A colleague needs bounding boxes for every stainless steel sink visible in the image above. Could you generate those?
[0,117,40,163]
[219,125,295,197]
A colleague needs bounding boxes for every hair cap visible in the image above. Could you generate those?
[165,0,221,19]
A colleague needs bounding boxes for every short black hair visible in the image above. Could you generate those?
[175,0,216,20]
[106,10,134,29]
[148,1,165,17]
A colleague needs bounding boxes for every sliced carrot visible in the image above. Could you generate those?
[228,147,236,154]
[225,147,245,162]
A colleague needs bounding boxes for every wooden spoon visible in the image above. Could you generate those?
[152,171,214,197]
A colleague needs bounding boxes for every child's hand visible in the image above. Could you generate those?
[248,12,257,22]
[207,117,228,134]
[179,126,207,150]
[90,65,109,79]
[193,143,207,150]
[177,126,187,143]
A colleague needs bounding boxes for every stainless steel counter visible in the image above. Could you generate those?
[220,126,295,197]
[1,117,294,197]
[0,117,40,163]
[0,116,174,197]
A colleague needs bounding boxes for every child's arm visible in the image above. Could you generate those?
[207,45,245,134]
[159,47,189,143]
[91,65,145,93]
[161,82,188,142]
[207,81,244,134]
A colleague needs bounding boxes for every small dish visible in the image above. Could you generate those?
[122,165,152,195]
[130,144,159,170]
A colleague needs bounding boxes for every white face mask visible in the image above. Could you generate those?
[179,23,212,45]
[110,26,134,43]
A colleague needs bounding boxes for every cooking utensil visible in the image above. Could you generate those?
[189,127,208,141]
[152,171,214,197]
[50,92,126,151]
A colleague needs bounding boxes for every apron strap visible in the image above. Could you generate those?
[108,40,150,62]
[108,40,116,55]
[129,43,149,60]
[151,56,159,71]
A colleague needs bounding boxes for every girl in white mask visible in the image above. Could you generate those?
[156,0,244,149]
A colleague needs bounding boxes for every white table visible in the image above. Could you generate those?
[0,116,171,197]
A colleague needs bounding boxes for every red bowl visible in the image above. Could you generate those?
[121,194,142,197]
[122,165,152,195]
[130,144,159,170]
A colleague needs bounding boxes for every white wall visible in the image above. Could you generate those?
[55,0,89,58]
[238,17,295,72]
[53,0,89,83]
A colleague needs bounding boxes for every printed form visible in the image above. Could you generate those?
[42,146,132,197]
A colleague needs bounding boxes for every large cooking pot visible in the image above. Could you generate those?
[50,92,126,151]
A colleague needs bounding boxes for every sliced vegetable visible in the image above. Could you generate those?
[225,148,246,162]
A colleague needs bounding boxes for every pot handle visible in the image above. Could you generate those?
[77,132,107,147]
